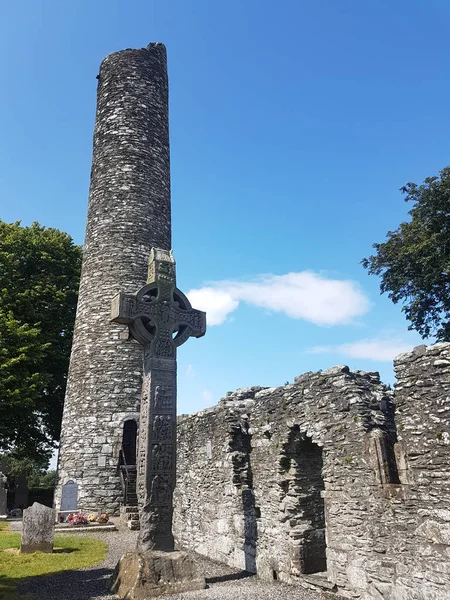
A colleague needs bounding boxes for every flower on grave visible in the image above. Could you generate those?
[87,513,98,522]
[96,513,109,524]
[69,512,89,526]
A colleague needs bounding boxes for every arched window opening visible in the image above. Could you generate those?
[279,426,327,575]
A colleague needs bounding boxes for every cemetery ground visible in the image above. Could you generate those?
[0,521,107,600]
[0,519,326,600]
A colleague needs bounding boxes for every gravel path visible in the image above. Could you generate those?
[10,520,326,600]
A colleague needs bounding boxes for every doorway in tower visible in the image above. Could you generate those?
[121,419,137,466]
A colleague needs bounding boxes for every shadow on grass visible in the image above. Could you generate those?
[4,547,77,555]
[1,573,37,600]
[16,566,115,600]
[52,547,77,554]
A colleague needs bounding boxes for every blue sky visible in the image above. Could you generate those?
[1,0,450,414]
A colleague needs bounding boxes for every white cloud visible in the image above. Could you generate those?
[308,338,416,362]
[187,272,370,327]
[187,287,239,325]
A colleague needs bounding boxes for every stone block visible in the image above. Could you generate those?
[111,550,206,598]
[21,502,55,553]
[416,519,450,545]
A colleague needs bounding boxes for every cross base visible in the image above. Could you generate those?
[111,550,206,598]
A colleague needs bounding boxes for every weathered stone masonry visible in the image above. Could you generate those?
[55,44,171,514]
[174,343,450,599]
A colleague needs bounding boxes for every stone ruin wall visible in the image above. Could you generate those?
[173,342,450,600]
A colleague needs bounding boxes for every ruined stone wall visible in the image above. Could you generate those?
[175,367,396,594]
[56,43,171,515]
[174,343,450,599]
[174,395,261,569]
[381,343,450,600]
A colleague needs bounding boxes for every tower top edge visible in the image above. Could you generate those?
[100,42,167,68]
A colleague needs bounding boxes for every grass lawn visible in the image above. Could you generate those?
[0,522,108,600]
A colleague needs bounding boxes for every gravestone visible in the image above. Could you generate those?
[111,248,207,597]
[0,473,7,520]
[21,502,55,553]
[60,480,78,512]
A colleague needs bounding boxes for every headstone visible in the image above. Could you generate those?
[110,248,207,597]
[21,502,55,553]
[0,473,7,520]
[60,480,78,512]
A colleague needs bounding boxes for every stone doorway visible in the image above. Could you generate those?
[280,426,327,575]
[121,419,137,466]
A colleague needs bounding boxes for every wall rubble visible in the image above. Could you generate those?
[174,343,450,599]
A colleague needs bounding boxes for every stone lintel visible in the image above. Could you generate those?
[111,550,206,598]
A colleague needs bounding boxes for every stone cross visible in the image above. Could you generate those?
[111,247,206,551]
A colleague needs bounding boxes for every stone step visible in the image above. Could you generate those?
[128,519,140,530]
[121,505,138,514]
[55,524,117,533]
[123,511,139,521]
[300,572,336,592]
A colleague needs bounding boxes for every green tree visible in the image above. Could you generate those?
[362,167,450,341]
[0,221,82,462]
[0,454,53,491]
[28,469,56,489]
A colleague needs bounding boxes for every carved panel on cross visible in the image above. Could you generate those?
[137,479,145,504]
[138,455,146,477]
[149,474,173,504]
[152,415,174,441]
[153,385,174,412]
[139,423,148,448]
[151,443,173,471]
[148,255,175,284]
[148,356,176,371]
[155,337,174,358]
[175,309,203,331]
[148,505,171,522]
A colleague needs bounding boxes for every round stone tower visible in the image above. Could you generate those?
[55,43,171,515]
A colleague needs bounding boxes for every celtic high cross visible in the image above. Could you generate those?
[111,247,206,551]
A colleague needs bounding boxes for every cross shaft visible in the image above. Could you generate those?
[111,248,206,551]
